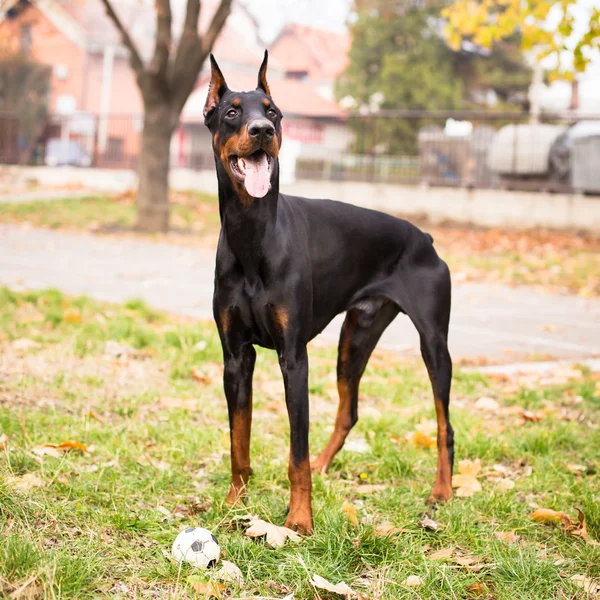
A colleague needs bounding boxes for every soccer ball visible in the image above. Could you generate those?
[171,527,220,568]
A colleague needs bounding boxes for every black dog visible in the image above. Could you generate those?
[204,51,453,534]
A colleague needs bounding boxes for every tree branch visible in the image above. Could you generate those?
[150,0,172,79]
[200,0,233,57]
[170,0,201,88]
[170,0,232,115]
[183,0,201,34]
[100,0,145,75]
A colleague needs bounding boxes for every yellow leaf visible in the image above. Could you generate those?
[187,577,225,598]
[7,473,45,491]
[341,500,359,526]
[452,459,483,497]
[410,431,437,448]
[63,309,82,324]
[532,508,567,524]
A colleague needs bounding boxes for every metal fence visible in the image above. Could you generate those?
[2,110,600,194]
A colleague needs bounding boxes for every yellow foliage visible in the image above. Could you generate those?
[442,0,599,79]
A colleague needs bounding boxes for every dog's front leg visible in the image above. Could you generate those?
[223,343,256,506]
[278,345,313,535]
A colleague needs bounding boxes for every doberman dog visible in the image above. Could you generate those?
[203,51,453,535]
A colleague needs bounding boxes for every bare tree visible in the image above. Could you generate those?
[101,0,232,231]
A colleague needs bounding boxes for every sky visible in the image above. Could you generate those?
[240,0,352,42]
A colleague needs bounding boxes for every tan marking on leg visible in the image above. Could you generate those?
[312,311,357,474]
[428,397,452,503]
[311,378,353,473]
[220,309,231,335]
[272,306,289,332]
[284,456,313,534]
[226,407,252,505]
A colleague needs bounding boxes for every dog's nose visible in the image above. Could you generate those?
[248,119,275,141]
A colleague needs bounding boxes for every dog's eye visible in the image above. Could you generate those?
[267,108,277,118]
[225,108,238,119]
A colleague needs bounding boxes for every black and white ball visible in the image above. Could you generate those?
[171,527,220,568]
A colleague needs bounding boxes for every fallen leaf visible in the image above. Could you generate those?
[569,574,600,594]
[374,522,406,536]
[521,410,544,423]
[352,484,387,494]
[429,547,455,560]
[409,431,437,448]
[532,508,568,524]
[310,573,357,597]
[7,473,45,491]
[494,530,519,543]
[567,508,600,546]
[216,560,243,585]
[474,396,500,411]
[453,555,484,568]
[401,575,423,587]
[496,478,515,491]
[243,516,301,548]
[144,454,170,471]
[418,516,441,531]
[63,309,82,324]
[452,459,483,497]
[466,582,488,596]
[32,440,88,457]
[341,501,359,526]
[0,433,7,450]
[187,577,225,598]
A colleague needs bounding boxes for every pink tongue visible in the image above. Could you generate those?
[243,153,270,198]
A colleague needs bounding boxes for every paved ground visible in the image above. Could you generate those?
[2,224,600,361]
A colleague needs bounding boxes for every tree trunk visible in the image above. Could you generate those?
[137,103,175,232]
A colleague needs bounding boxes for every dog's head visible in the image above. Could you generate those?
[204,51,282,201]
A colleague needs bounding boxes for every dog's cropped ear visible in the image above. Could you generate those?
[257,49,270,96]
[204,55,228,119]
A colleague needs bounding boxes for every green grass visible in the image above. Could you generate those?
[0,192,221,244]
[1,287,599,599]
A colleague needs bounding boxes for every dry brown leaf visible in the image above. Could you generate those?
[191,365,210,383]
[215,560,243,584]
[353,484,387,494]
[418,516,441,531]
[310,573,357,597]
[569,574,600,594]
[374,522,407,537]
[453,555,484,568]
[32,440,88,457]
[452,459,483,497]
[0,433,8,451]
[7,473,45,491]
[341,501,359,526]
[494,530,519,543]
[401,575,423,587]
[567,508,600,546]
[187,577,225,598]
[466,582,488,596]
[244,516,301,548]
[521,410,544,423]
[429,546,455,560]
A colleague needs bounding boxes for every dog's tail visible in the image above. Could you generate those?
[424,232,434,244]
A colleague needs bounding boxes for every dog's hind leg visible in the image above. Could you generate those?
[311,299,399,474]
[399,263,454,503]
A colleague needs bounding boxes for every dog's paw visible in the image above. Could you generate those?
[427,484,453,505]
[284,512,313,536]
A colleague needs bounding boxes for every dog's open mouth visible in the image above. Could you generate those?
[229,150,274,198]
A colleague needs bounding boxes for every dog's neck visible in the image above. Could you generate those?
[216,159,280,280]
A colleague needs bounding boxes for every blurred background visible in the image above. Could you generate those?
[1,0,600,203]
